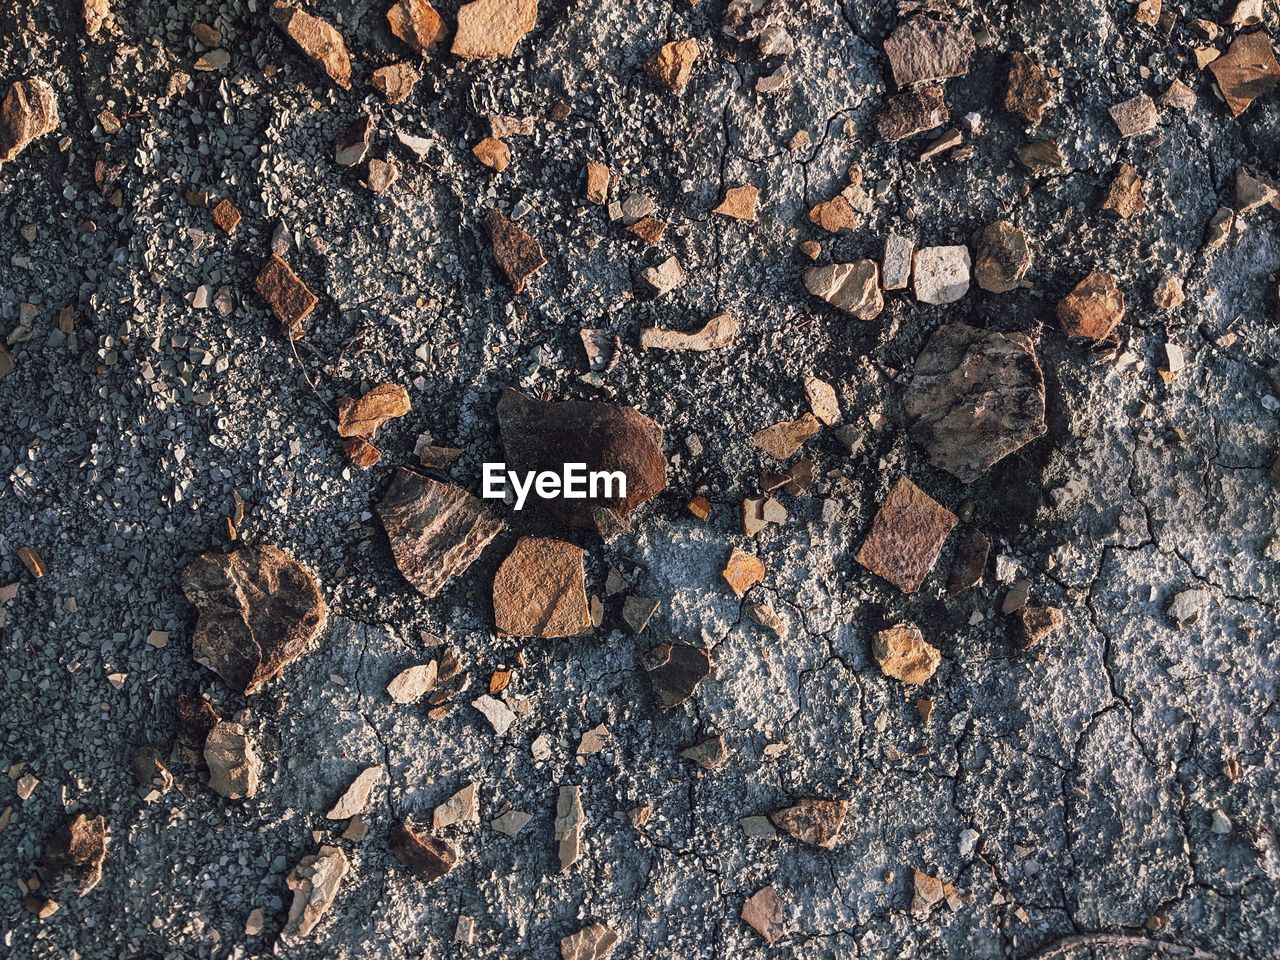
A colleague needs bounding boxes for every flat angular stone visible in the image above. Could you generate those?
[211,198,241,234]
[371,62,421,104]
[646,39,699,94]
[255,255,318,334]
[946,526,990,595]
[327,766,382,819]
[390,821,456,882]
[0,78,59,167]
[560,922,619,960]
[804,262,883,319]
[877,84,946,141]
[1208,30,1280,117]
[1057,271,1125,340]
[282,846,349,941]
[912,245,970,304]
[640,256,685,297]
[753,413,819,460]
[182,544,326,695]
[713,184,758,221]
[205,721,261,799]
[473,136,510,172]
[804,376,840,426]
[337,383,410,439]
[585,161,610,203]
[493,537,592,638]
[808,192,860,233]
[335,115,372,167]
[873,622,941,685]
[555,785,584,872]
[387,662,437,703]
[644,642,711,708]
[741,886,784,944]
[38,814,106,897]
[856,477,957,593]
[386,0,445,55]
[640,312,737,351]
[680,734,728,770]
[452,0,537,58]
[622,595,659,633]
[1109,93,1158,137]
[911,868,945,916]
[883,17,974,87]
[769,798,847,848]
[491,809,532,836]
[433,782,478,829]
[970,220,1030,293]
[723,547,766,596]
[377,469,505,597]
[1102,163,1146,219]
[472,694,515,735]
[903,323,1046,482]
[485,208,545,292]
[84,0,110,35]
[270,1,352,89]
[1236,166,1278,213]
[882,232,914,290]
[1004,52,1051,124]
[1015,605,1064,648]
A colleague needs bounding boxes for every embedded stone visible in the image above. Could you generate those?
[555,785,584,872]
[713,184,758,221]
[391,821,457,882]
[640,256,685,297]
[335,115,373,167]
[768,798,847,848]
[327,766,382,819]
[970,220,1030,293]
[370,62,420,103]
[640,312,738,352]
[559,922,619,960]
[644,642,711,708]
[1109,93,1158,137]
[386,0,445,55]
[452,0,537,58]
[946,527,990,595]
[1102,163,1146,219]
[1015,605,1064,648]
[387,662,438,703]
[270,1,352,89]
[877,84,946,142]
[855,477,957,593]
[1004,51,1052,124]
[38,814,106,898]
[1208,30,1280,117]
[646,39,699,94]
[741,886,784,944]
[753,413,819,460]
[0,78,59,168]
[804,261,883,320]
[1057,271,1125,340]
[883,18,974,87]
[473,136,510,172]
[484,208,545,292]
[882,232,915,290]
[204,721,262,799]
[912,245,970,304]
[337,383,410,439]
[254,255,318,334]
[492,536,592,638]
[873,622,941,685]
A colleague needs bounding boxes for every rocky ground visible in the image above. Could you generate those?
[1,0,1279,957]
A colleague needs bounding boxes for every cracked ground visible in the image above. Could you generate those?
[1,0,1279,957]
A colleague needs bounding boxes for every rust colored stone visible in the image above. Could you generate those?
[769,798,847,848]
[269,1,352,89]
[1208,31,1280,117]
[211,197,241,234]
[1057,271,1126,340]
[492,536,592,638]
[386,0,445,55]
[391,821,457,882]
[1004,51,1052,124]
[255,255,318,334]
[855,477,957,593]
[484,208,545,292]
[1015,605,1065,648]
[877,84,947,142]
[451,0,538,58]
[646,39,699,94]
[873,622,941,685]
[337,383,411,439]
[722,546,765,597]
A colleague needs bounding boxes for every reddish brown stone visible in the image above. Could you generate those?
[370,61,420,103]
[1015,605,1064,648]
[211,197,241,234]
[451,0,538,58]
[390,821,457,883]
[1004,51,1052,124]
[769,798,847,848]
[269,1,352,89]
[255,255,318,334]
[644,642,711,708]
[877,84,947,142]
[883,18,974,88]
[1208,30,1280,117]
[473,136,510,172]
[492,537,592,638]
[343,436,381,468]
[873,622,941,685]
[484,209,546,292]
[970,220,1031,293]
[386,0,445,55]
[646,39,699,94]
[1102,163,1146,219]
[722,546,765,596]
[337,383,410,439]
[38,813,106,898]
[855,477,957,593]
[1057,271,1126,340]
[741,886,784,944]
[946,526,990,595]
[0,78,59,167]
[627,216,667,244]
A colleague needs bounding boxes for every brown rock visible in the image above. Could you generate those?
[1153,272,1185,310]
[386,0,445,55]
[84,0,110,35]
[808,192,860,233]
[211,198,241,234]
[722,546,766,597]
[877,84,947,142]
[911,868,945,916]
[687,496,712,520]
[255,255,318,335]
[970,220,1030,293]
[855,477,957,593]
[769,798,847,848]
[416,437,464,469]
[555,785,584,871]
[873,622,941,685]
[473,136,511,172]
[1015,605,1064,648]
[946,526,990,595]
[391,821,457,882]
[343,437,381,469]
[883,17,974,88]
[1102,162,1146,218]
[680,734,728,770]
[1109,93,1159,137]
[270,1,352,89]
[327,766,382,819]
[639,256,685,297]
[377,468,505,597]
[1160,79,1196,111]
[803,261,883,320]
[627,216,666,244]
[452,0,538,58]
[644,642,711,708]
[365,158,399,194]
[753,413,819,460]
[17,545,45,578]
[181,544,326,695]
[282,846,349,941]
[335,115,373,167]
[903,323,1046,483]
[712,184,758,221]
[1017,138,1064,174]
[174,691,220,758]
[492,536,592,638]
[495,389,666,536]
[370,62,421,103]
[337,383,410,439]
[38,814,106,897]
[484,208,546,292]
[640,312,738,352]
[646,39,700,94]
[585,161,610,204]
[1235,166,1278,213]
[204,721,262,799]
[741,886,784,944]
[1004,51,1052,124]
[1057,271,1126,340]
[1208,30,1280,117]
[0,79,60,168]
[559,922,619,960]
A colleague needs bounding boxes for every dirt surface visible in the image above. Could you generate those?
[1,0,1278,957]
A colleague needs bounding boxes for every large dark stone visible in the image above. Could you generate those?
[390,821,457,883]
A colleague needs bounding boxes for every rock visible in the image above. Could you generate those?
[680,735,728,770]
[496,389,666,536]
[946,527,990,595]
[1057,271,1126,340]
[211,198,241,234]
[585,161,610,203]
[334,115,373,167]
[646,39,699,94]
[84,0,110,34]
[473,136,510,172]
[325,766,381,819]
[182,545,326,694]
[416,438,464,469]
[387,662,438,703]
[377,469,505,597]
[621,595,659,634]
[492,537,591,638]
[808,192,860,233]
[742,497,787,536]
[722,546,766,597]
[1004,51,1052,124]
[269,2,352,89]
[1235,166,1278,213]
[970,220,1030,293]
[0,79,59,168]
[753,413,819,460]
[576,723,610,755]
[484,208,546,292]
[639,256,685,297]
[452,0,537,58]
[472,694,516,735]
[38,814,106,897]
[1014,605,1064,648]
[911,868,945,916]
[741,815,776,839]
[1168,588,1211,626]
[281,846,349,942]
[644,642,711,708]
[903,323,1047,482]
[17,546,46,579]
[371,63,422,104]
[1103,163,1146,219]
[174,692,220,760]
[804,261,883,320]
[882,232,915,290]
[390,821,456,882]
[912,245,970,304]
[873,623,941,685]
[769,798,847,848]
[877,85,947,142]
[132,745,173,800]
[747,602,785,637]
[640,312,738,352]
[1109,93,1159,137]
[883,18,974,87]
[741,886,784,944]
[855,477,957,593]
[254,255,318,335]
[1154,272,1185,310]
[627,216,666,244]
[491,809,532,836]
[337,383,409,439]
[713,184,758,221]
[1017,138,1064,174]
[433,782,478,829]
[204,721,261,799]
[1203,206,1237,254]
[916,127,963,163]
[560,922,618,960]
[1208,30,1280,117]
[555,785,584,872]
[386,0,445,55]
[1160,79,1196,110]
[803,376,840,426]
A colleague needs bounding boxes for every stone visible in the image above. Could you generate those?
[337,383,410,439]
[175,692,220,759]
[917,127,963,163]
[882,232,915,290]
[713,184,758,221]
[390,821,456,882]
[346,438,381,468]
[368,158,400,195]
[416,438,464,469]
[132,745,173,799]
[576,724,610,755]
[1236,166,1278,213]
[204,721,261,799]
[452,0,538,58]
[946,527,990,595]
[741,886,784,944]
[1168,588,1211,626]
[370,62,420,103]
[386,0,445,55]
[646,39,699,94]
[1154,272,1185,310]
[621,595,658,633]
[808,192,860,233]
[1004,51,1052,124]
[1208,31,1280,117]
[855,477,957,593]
[1102,163,1146,218]
[883,18,974,87]
[1017,138,1064,174]
[270,1,352,89]
[496,389,666,535]
[877,84,947,141]
[491,809,532,836]
[455,916,476,945]
[742,497,787,536]
[182,545,326,694]
[473,136,510,172]
[741,815,777,839]
[769,798,847,848]
[84,0,110,35]
[211,198,241,234]
[484,208,545,292]
[433,782,478,829]
[640,256,685,297]
[1057,271,1126,340]
[1203,206,1237,253]
[387,662,438,703]
[1109,93,1159,137]
[585,161,610,203]
[912,245,971,304]
[38,814,106,897]
[1015,605,1064,648]
[377,469,505,597]
[335,115,373,167]
[644,642,711,708]
[970,220,1030,293]
[472,694,515,735]
[903,323,1047,483]
[873,623,941,685]
[555,785,584,872]
[911,868,945,916]
[1160,79,1196,110]
[747,602,785,637]
[804,376,840,426]
[254,255,318,335]
[680,735,728,770]
[753,413,819,460]
[627,216,666,244]
[640,312,738,352]
[559,922,618,960]
[0,79,59,168]
[327,766,382,819]
[493,537,591,638]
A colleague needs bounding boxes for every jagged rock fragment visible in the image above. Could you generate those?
[205,721,261,799]
[912,245,970,304]
[646,39,699,94]
[377,469,505,597]
[723,546,766,596]
[911,868,945,916]
[640,312,737,352]
[370,62,420,103]
[1160,79,1196,110]
[627,216,665,244]
[576,723,610,755]
[387,662,438,703]
[640,256,685,297]
[211,198,241,234]
[38,814,106,898]
[492,537,591,638]
[1203,206,1237,253]
[391,821,457,882]
[742,497,787,536]
[1109,93,1158,137]
[555,785,584,872]
[491,809,532,836]
[680,735,728,770]
[856,477,957,593]
[182,545,326,694]
[433,782,478,829]
[1103,163,1146,218]
[644,642,711,708]
[946,527,990,595]
[803,376,840,426]
[1017,138,1064,174]
[175,691,220,760]
[970,220,1030,293]
[804,262,883,319]
[753,413,819,460]
[335,115,373,167]
[808,192,860,233]
[1236,166,1278,213]
[741,886,784,944]
[270,1,352,89]
[1057,271,1125,340]
[472,694,515,735]
[343,437,380,469]
[1154,272,1185,310]
[327,766,382,819]
[585,161,609,203]
[473,136,510,172]
[877,84,946,141]
[560,922,618,960]
[386,0,445,55]
[416,437,464,469]
[337,383,410,439]
[1014,605,1063,648]
[84,0,110,34]
[17,546,45,579]
[882,232,914,290]
[1208,30,1280,117]
[747,602,785,637]
[883,18,974,87]
[903,323,1047,482]
[255,255,318,335]
[622,595,658,634]
[769,798,847,848]
[484,208,545,292]
[452,0,537,58]
[0,79,59,168]
[1168,588,1211,626]
[873,623,941,685]
[1004,52,1052,124]
[713,184,758,221]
